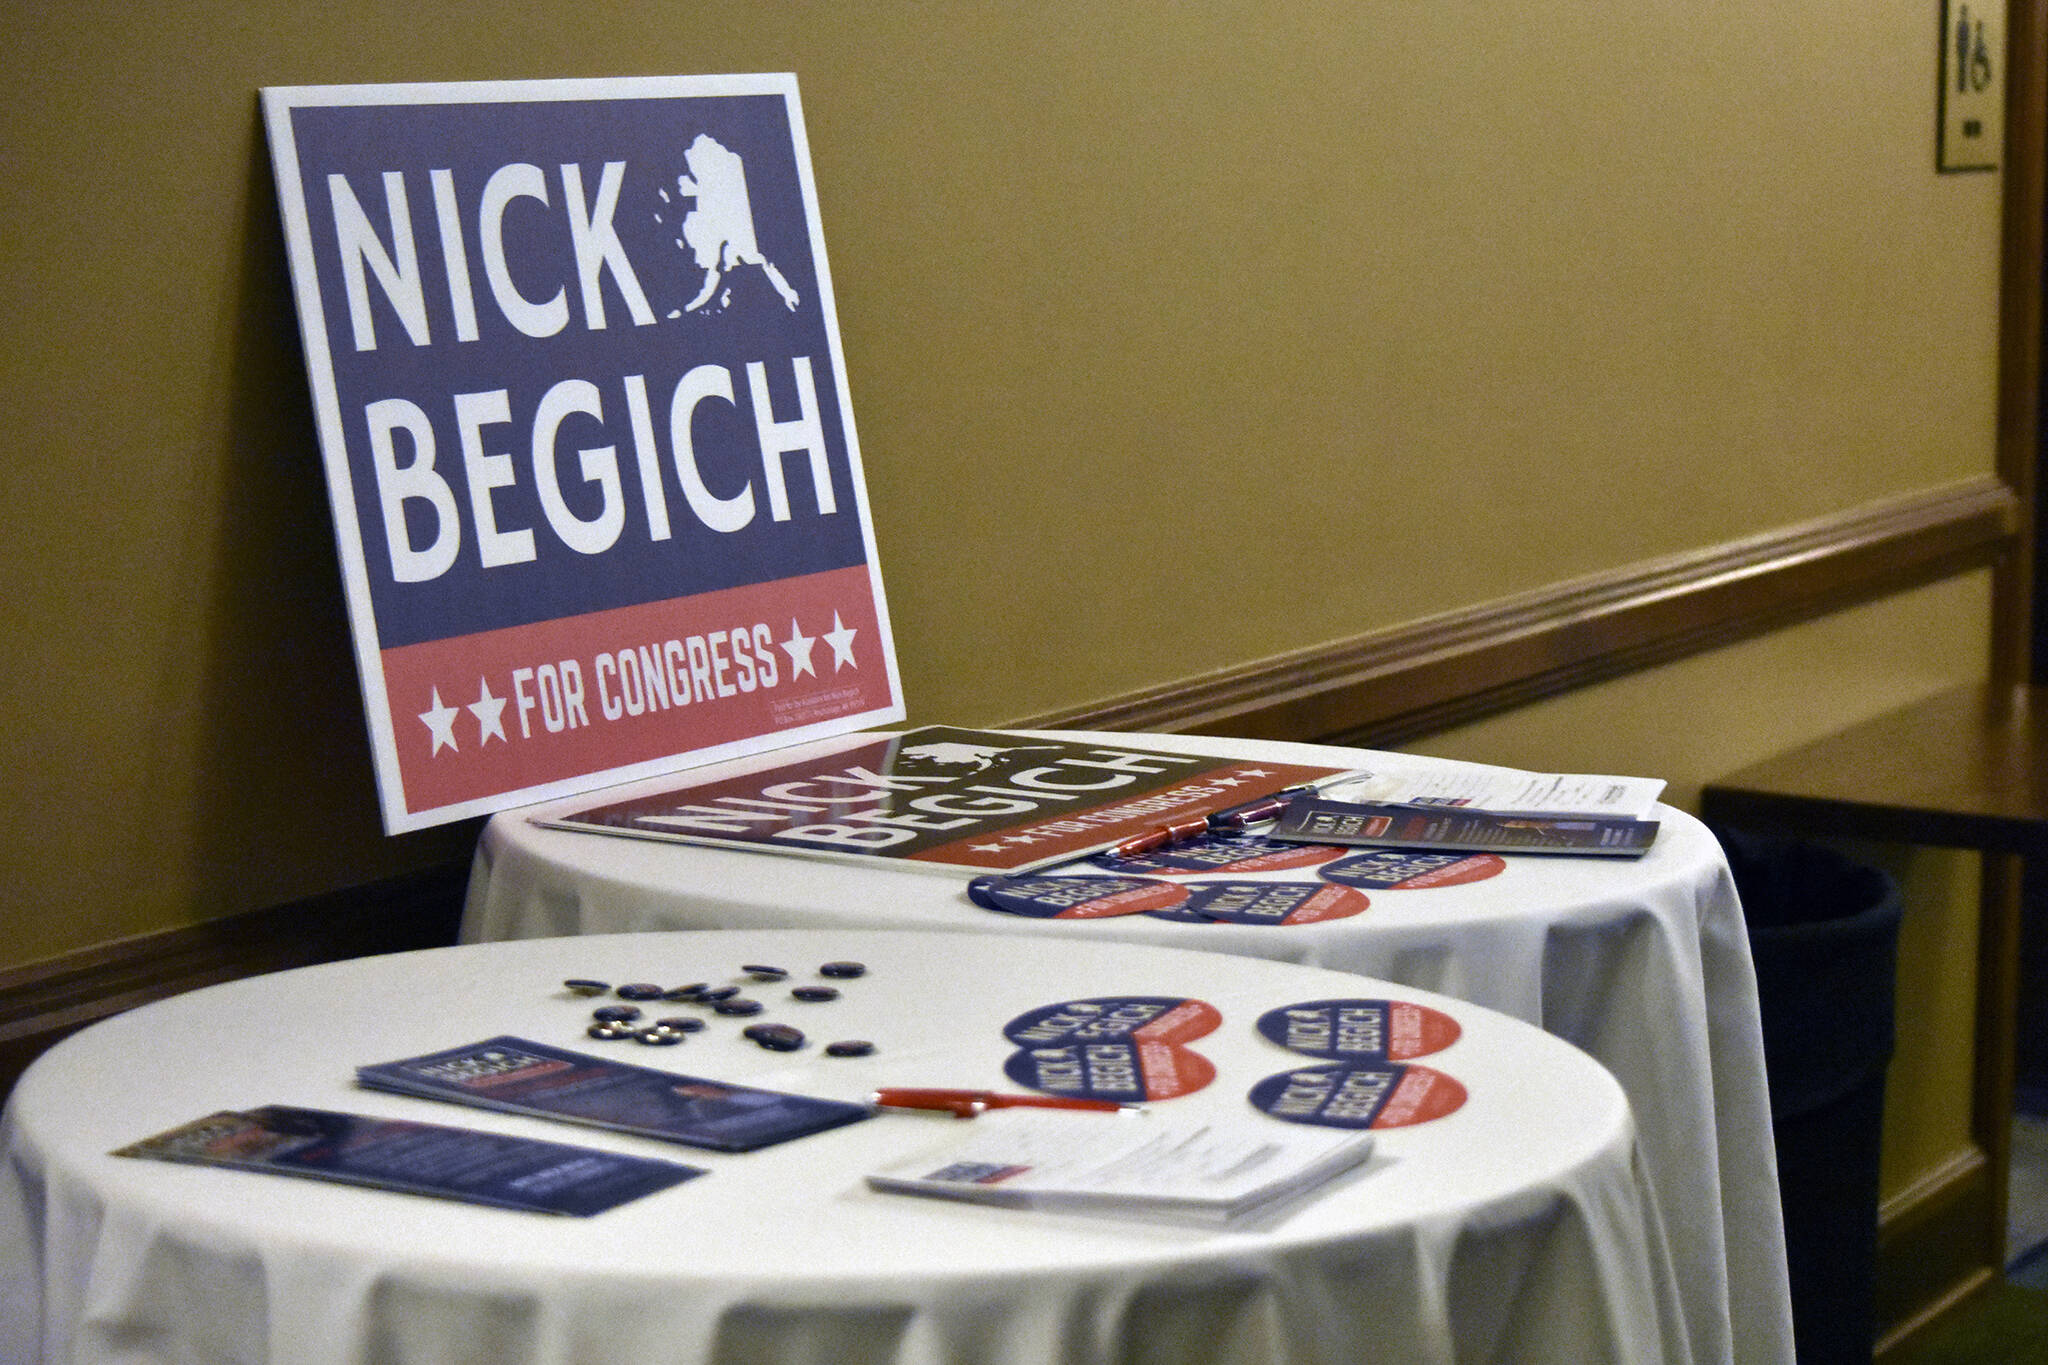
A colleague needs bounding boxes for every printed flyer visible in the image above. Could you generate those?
[1272,799,1658,857]
[356,1036,871,1151]
[263,75,902,830]
[115,1105,701,1214]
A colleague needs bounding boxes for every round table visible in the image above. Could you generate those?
[3,930,1685,1365]
[461,732,1791,1365]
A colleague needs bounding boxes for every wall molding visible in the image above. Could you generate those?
[0,860,470,1101]
[1014,477,2020,747]
[0,477,2020,1103]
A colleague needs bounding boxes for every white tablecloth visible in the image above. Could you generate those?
[461,732,1793,1365]
[4,930,1685,1365]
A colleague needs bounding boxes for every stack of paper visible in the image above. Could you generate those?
[867,1110,1374,1225]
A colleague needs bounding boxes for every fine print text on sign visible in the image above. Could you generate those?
[263,74,902,830]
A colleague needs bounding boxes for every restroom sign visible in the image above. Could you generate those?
[1939,0,2002,172]
[262,74,903,831]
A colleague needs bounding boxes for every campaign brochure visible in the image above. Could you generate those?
[356,1036,870,1152]
[262,74,903,832]
[1318,766,1665,820]
[865,1109,1376,1226]
[537,726,1359,874]
[1271,800,1658,857]
[113,1105,701,1214]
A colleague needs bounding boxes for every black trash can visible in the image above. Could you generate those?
[1716,827,1904,1365]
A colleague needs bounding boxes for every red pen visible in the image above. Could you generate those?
[1105,814,1211,859]
[869,1088,1140,1118]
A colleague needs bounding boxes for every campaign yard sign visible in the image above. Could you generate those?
[262,75,903,831]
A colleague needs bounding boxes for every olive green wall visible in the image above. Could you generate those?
[0,2,2003,970]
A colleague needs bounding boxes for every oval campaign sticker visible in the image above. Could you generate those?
[1173,881,1369,926]
[966,874,1189,919]
[1002,1037,1217,1101]
[1093,830,1347,876]
[998,996,1224,1101]
[1001,996,1223,1048]
[1319,850,1505,890]
[1248,1062,1468,1129]
[1255,999,1463,1061]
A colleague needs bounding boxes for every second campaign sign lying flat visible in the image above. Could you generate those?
[262,74,903,831]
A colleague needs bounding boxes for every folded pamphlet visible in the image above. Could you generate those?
[1270,799,1658,857]
[1318,766,1665,820]
[114,1105,702,1214]
[357,1037,871,1152]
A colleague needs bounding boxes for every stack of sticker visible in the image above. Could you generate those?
[993,992,1471,1130]
[968,874,1369,926]
[1247,998,1468,1129]
[999,996,1224,1103]
[966,827,1506,928]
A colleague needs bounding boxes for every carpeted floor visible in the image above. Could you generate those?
[1885,1282,2048,1363]
[1887,1115,2048,1364]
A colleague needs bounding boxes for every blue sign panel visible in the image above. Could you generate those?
[264,75,902,830]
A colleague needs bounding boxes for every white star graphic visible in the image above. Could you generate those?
[781,618,817,679]
[468,677,507,746]
[823,612,859,672]
[419,687,460,755]
[970,842,1010,853]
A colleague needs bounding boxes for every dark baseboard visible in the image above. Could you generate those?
[0,859,471,1103]
[1876,1146,2003,1360]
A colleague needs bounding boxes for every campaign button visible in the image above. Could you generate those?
[1319,851,1505,890]
[697,986,740,1002]
[825,1040,876,1057]
[791,985,840,1002]
[743,1023,806,1051]
[653,1016,707,1033]
[713,997,765,1016]
[592,1005,644,1023]
[743,965,789,981]
[616,983,666,1000]
[586,1021,635,1041]
[664,983,711,1001]
[1247,1062,1468,1129]
[1179,881,1369,926]
[1255,999,1463,1061]
[562,979,610,996]
[968,874,1189,919]
[634,1027,686,1046]
[819,961,867,978]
